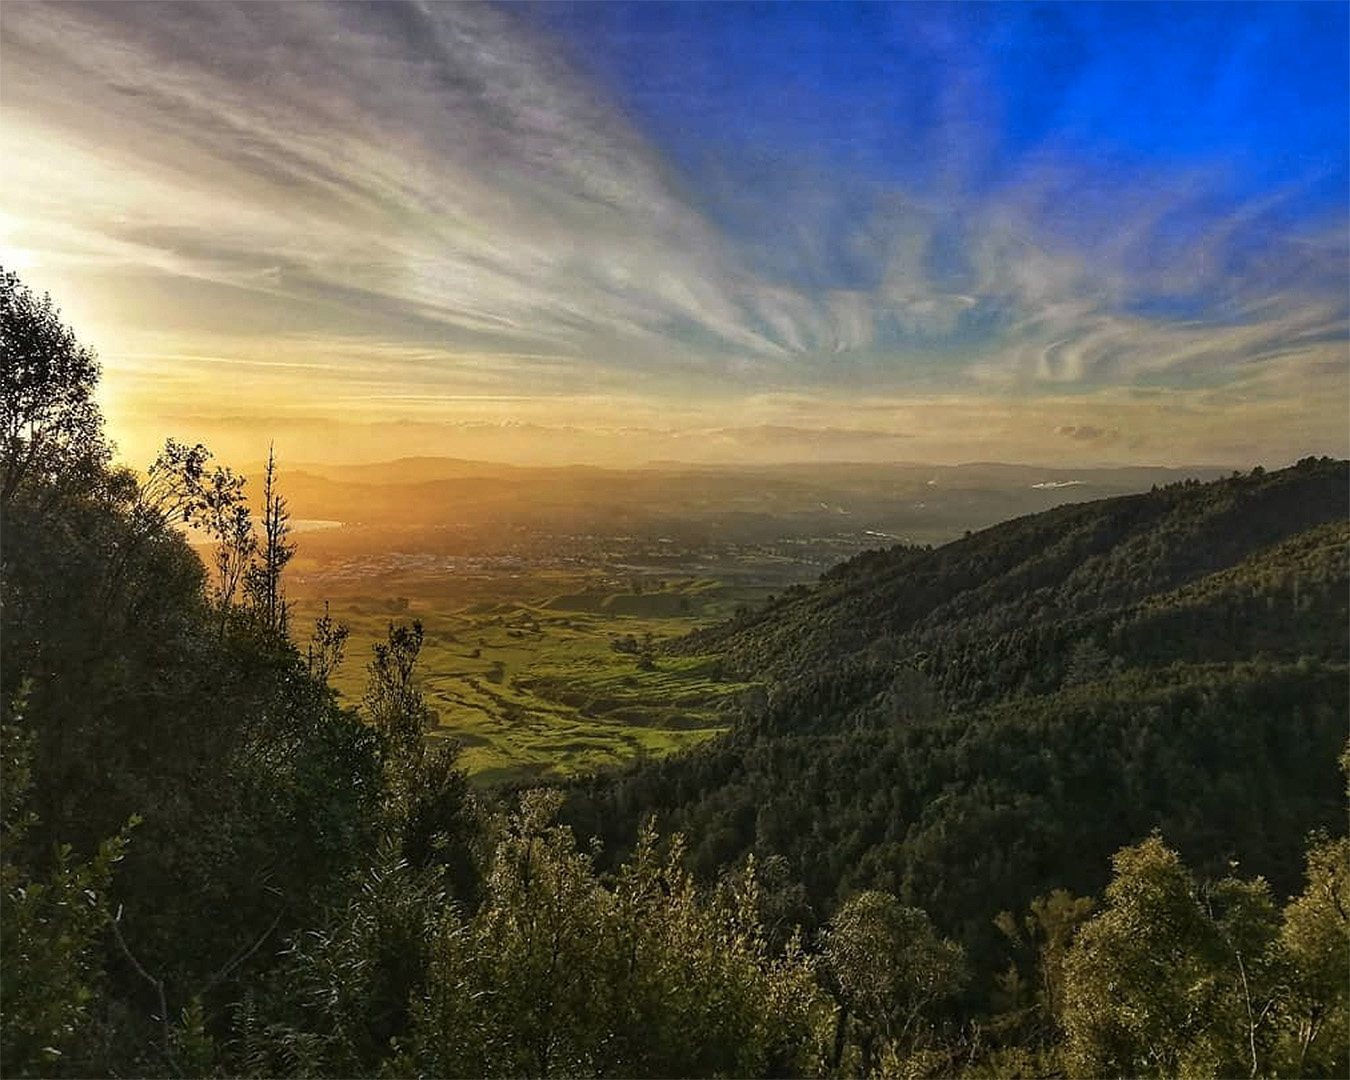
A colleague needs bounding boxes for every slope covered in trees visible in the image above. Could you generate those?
[565,458,1350,1002]
[675,459,1348,696]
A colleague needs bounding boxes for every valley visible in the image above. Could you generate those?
[280,457,1236,781]
[291,582,758,785]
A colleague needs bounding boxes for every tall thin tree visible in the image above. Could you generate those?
[246,445,295,638]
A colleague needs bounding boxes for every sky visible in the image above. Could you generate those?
[2,0,1347,468]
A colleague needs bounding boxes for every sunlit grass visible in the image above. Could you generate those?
[292,578,760,784]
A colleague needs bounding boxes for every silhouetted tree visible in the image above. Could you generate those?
[0,268,110,510]
[141,438,254,625]
[306,601,350,684]
[245,445,294,638]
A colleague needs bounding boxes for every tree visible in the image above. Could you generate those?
[364,621,432,772]
[306,601,350,685]
[361,621,482,900]
[993,888,1096,1048]
[1,703,134,1076]
[1277,833,1349,1076]
[1061,836,1222,1077]
[402,796,828,1078]
[1059,834,1296,1079]
[232,837,450,1079]
[1063,638,1113,686]
[1206,874,1284,1080]
[821,890,966,1075]
[0,268,110,510]
[1061,829,1349,1080]
[244,445,294,638]
[141,438,254,622]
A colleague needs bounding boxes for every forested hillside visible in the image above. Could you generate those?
[675,459,1348,694]
[564,457,1350,1070]
[2,267,1346,1079]
[569,457,1347,889]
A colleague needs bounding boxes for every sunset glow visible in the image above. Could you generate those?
[2,1,1346,468]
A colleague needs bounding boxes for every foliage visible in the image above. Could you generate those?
[232,839,449,1078]
[242,445,295,638]
[1060,836,1235,1077]
[1277,833,1350,1077]
[1,270,384,1074]
[0,714,133,1076]
[365,621,433,770]
[1060,833,1350,1079]
[822,891,965,1075]
[567,658,1346,989]
[992,888,1095,1049]
[399,793,829,1078]
[363,620,484,900]
[0,268,110,509]
[306,601,349,684]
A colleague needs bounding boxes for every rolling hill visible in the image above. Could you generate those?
[259,457,1234,544]
[563,457,1350,974]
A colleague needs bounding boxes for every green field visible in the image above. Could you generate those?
[292,579,764,785]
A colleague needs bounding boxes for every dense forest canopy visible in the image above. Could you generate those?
[567,457,1350,1001]
[1,267,1346,1078]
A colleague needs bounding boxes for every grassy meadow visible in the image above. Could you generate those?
[291,576,766,785]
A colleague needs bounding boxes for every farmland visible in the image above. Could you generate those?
[291,577,766,785]
[277,457,1228,783]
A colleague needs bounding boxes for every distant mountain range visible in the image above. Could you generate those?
[257,457,1240,547]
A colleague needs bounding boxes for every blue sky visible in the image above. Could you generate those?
[1,1,1346,466]
[523,1,1348,305]
[527,2,1347,196]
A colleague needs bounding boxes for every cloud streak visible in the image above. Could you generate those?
[0,0,1344,466]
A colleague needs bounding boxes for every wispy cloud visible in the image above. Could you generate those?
[2,1,788,360]
[1,0,1344,466]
